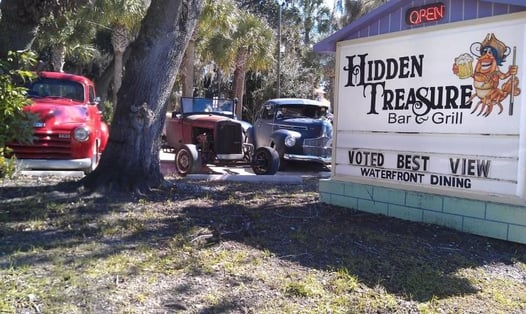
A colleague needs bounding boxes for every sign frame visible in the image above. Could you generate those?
[333,12,526,205]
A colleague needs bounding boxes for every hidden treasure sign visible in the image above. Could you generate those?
[335,14,525,203]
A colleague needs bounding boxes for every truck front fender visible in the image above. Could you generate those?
[270,129,301,153]
[100,122,110,151]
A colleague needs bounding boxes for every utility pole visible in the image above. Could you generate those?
[277,0,285,98]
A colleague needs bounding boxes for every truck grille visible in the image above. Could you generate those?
[303,136,332,158]
[9,132,72,159]
[215,121,242,154]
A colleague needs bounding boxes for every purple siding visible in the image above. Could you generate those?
[314,0,526,53]
[449,0,465,21]
[378,14,391,35]
[478,1,494,18]
[464,1,479,19]
[493,3,509,14]
[390,6,402,31]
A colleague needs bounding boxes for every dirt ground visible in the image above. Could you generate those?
[1,172,525,313]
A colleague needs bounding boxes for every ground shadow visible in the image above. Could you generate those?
[178,181,525,303]
[1,175,525,311]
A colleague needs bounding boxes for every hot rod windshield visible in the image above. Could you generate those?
[27,77,84,102]
[180,97,235,118]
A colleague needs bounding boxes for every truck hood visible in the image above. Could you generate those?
[280,117,325,124]
[274,117,333,138]
[276,117,330,129]
[25,100,89,126]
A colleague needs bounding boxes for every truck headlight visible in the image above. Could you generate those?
[285,135,296,147]
[73,126,90,142]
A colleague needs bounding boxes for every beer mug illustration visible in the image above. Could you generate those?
[455,53,474,79]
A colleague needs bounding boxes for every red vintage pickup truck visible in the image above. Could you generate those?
[8,71,109,174]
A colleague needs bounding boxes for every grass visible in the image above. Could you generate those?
[0,176,525,313]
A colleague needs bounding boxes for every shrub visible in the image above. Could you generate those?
[0,51,38,178]
[100,100,114,125]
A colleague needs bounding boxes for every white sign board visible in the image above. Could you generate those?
[335,12,526,203]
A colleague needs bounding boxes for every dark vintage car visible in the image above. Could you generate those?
[8,71,110,174]
[164,97,279,176]
[252,98,332,169]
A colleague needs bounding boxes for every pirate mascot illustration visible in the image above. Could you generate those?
[453,33,520,116]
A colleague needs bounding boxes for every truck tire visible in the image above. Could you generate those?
[251,146,279,175]
[175,144,201,176]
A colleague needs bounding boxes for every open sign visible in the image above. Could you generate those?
[406,2,445,26]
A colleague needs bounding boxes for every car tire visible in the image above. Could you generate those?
[84,140,99,175]
[175,144,201,176]
[251,146,279,175]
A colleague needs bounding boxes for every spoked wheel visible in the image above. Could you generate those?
[251,146,279,175]
[174,144,201,176]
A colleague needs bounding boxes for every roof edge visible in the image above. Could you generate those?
[313,1,404,54]
[313,0,526,54]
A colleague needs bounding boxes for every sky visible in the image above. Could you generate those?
[324,0,336,10]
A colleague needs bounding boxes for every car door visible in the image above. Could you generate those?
[253,102,277,148]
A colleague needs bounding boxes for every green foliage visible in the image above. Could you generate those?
[100,100,114,124]
[0,51,38,178]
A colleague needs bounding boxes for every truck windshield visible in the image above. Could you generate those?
[27,78,84,102]
[277,104,328,119]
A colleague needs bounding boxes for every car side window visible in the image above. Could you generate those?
[261,104,275,120]
[89,86,96,103]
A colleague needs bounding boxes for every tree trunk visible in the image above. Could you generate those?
[51,43,66,72]
[111,25,129,107]
[181,38,195,97]
[95,49,132,103]
[82,0,204,193]
[0,0,42,58]
[233,50,247,119]
[112,49,124,106]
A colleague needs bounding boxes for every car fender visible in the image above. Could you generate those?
[244,124,255,144]
[269,129,301,153]
[99,122,110,152]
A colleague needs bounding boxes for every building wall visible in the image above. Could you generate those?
[347,0,524,41]
[317,0,526,244]
[319,179,526,244]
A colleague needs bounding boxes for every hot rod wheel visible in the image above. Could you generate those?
[174,144,201,176]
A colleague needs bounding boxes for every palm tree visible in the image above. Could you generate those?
[231,13,274,118]
[34,7,98,72]
[336,0,388,27]
[197,0,275,118]
[92,0,146,106]
[179,0,235,98]
[298,0,331,45]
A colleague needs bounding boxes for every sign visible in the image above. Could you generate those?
[335,13,526,203]
[406,2,446,26]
